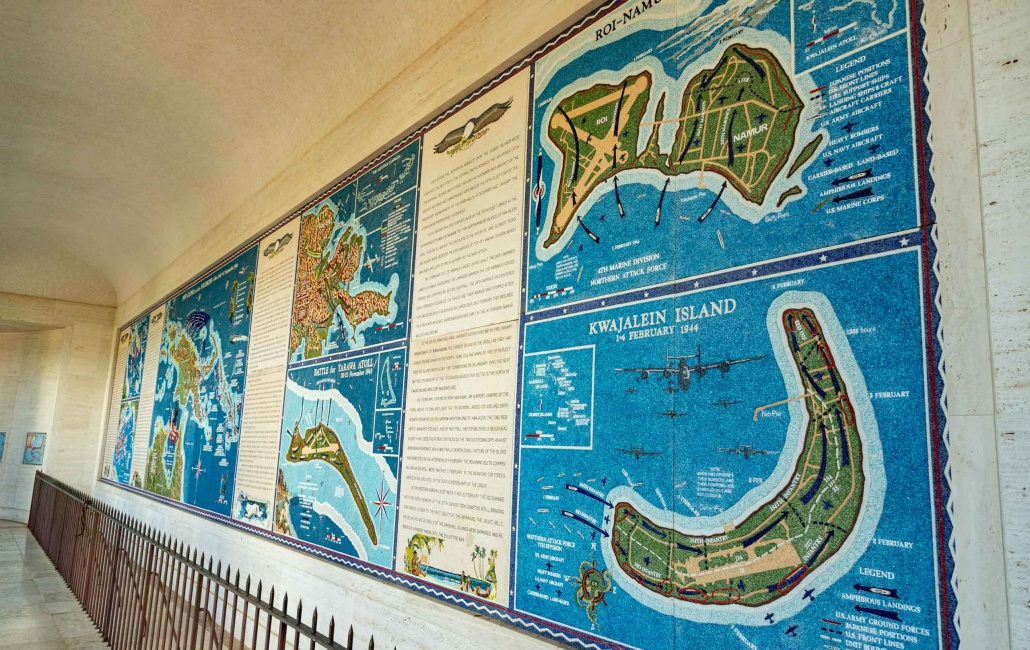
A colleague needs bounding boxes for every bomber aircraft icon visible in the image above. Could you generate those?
[615,445,662,460]
[363,254,379,273]
[656,410,688,419]
[616,345,767,391]
[712,398,742,409]
[718,443,775,460]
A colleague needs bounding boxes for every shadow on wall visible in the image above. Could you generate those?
[0,326,65,522]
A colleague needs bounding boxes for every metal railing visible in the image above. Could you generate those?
[28,471,392,650]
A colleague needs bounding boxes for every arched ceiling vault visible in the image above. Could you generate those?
[0,0,487,307]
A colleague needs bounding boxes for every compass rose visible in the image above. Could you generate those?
[372,479,393,538]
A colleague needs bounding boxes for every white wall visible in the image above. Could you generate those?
[0,328,64,521]
[87,0,1026,648]
[967,0,1030,646]
[0,292,115,521]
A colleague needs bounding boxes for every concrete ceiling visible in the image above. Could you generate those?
[0,0,486,307]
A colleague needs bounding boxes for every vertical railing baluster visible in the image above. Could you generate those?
[216,563,231,650]
[278,592,289,650]
[251,581,263,650]
[264,587,275,650]
[198,556,215,648]
[236,575,251,650]
[28,474,371,650]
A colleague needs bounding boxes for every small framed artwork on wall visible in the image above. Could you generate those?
[23,432,46,466]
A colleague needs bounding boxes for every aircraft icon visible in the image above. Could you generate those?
[615,445,662,460]
[712,398,742,409]
[868,143,882,154]
[363,254,379,273]
[785,624,799,637]
[656,410,688,419]
[803,588,816,601]
[625,387,639,394]
[616,345,767,391]
[192,459,205,480]
[841,121,858,133]
[765,613,775,624]
[718,444,775,460]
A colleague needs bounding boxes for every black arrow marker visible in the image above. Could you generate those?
[855,605,902,622]
[561,510,609,537]
[656,179,670,227]
[565,484,614,508]
[832,187,874,204]
[699,181,727,223]
[534,152,544,229]
[576,215,600,244]
[677,120,699,164]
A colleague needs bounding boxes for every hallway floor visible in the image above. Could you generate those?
[0,520,108,649]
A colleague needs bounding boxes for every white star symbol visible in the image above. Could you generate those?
[819,254,828,262]
[644,292,649,297]
[693,281,700,288]
[751,269,759,276]
[899,237,909,246]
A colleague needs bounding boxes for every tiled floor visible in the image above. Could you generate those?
[0,520,109,649]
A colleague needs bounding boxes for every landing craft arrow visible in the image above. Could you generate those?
[614,80,627,136]
[577,215,600,244]
[832,187,874,204]
[558,106,580,181]
[656,179,670,227]
[854,605,902,622]
[565,484,614,508]
[561,510,609,538]
[614,176,625,217]
[677,120,699,164]
[534,152,544,229]
[831,168,873,186]
[853,583,900,599]
[699,181,727,222]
